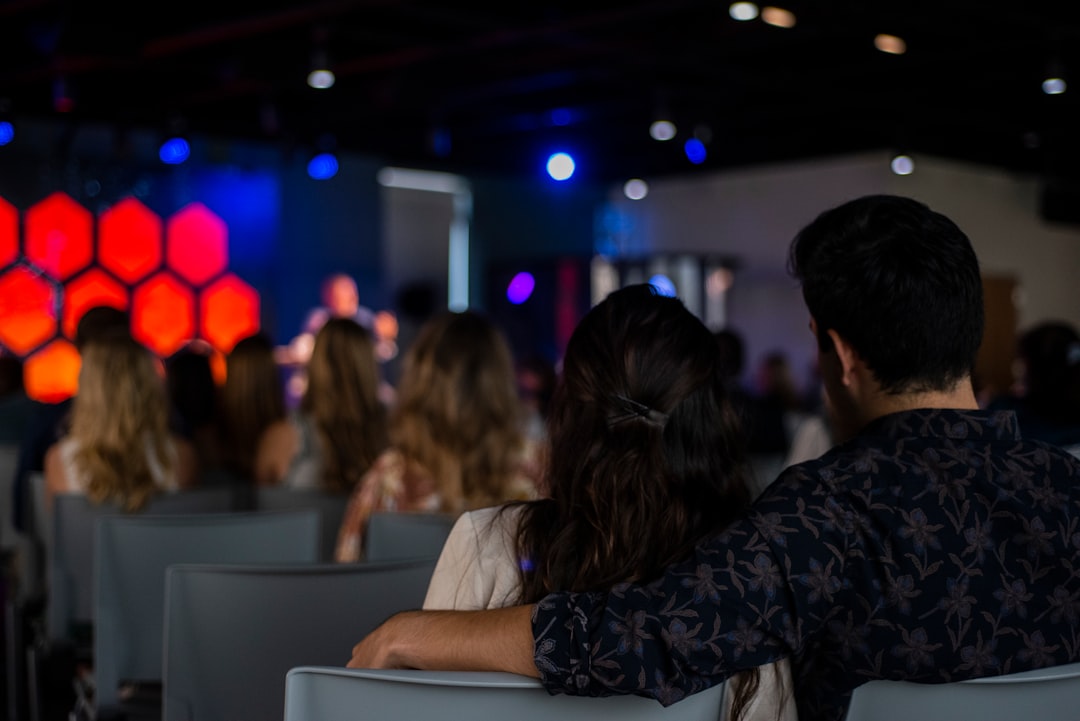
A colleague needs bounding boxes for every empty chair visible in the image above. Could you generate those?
[93,510,320,716]
[844,662,1080,721]
[364,510,457,562]
[253,486,349,561]
[162,559,437,721]
[284,666,727,721]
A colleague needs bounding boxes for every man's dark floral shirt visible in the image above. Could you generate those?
[531,409,1080,721]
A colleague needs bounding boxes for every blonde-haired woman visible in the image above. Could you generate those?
[44,335,198,512]
[335,309,539,563]
[255,317,388,492]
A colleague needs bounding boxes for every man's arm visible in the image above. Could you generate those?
[349,605,539,677]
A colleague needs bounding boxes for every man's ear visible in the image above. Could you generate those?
[826,328,860,387]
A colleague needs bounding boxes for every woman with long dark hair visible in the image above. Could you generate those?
[423,284,792,721]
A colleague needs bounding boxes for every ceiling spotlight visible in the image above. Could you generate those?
[891,154,914,175]
[623,179,649,200]
[874,34,907,55]
[729,2,759,21]
[0,120,13,147]
[762,6,796,28]
[684,138,707,164]
[307,152,339,180]
[159,137,191,165]
[307,47,335,89]
[650,119,677,141]
[546,152,576,181]
[1043,76,1067,95]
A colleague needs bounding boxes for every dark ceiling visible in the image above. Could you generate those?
[2,1,1079,185]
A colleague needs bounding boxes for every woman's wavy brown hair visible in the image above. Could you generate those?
[220,332,286,481]
[302,317,388,492]
[509,284,762,720]
[70,335,174,511]
[391,310,526,510]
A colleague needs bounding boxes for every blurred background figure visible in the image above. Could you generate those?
[43,335,198,513]
[11,305,132,532]
[165,340,222,481]
[515,353,557,444]
[256,317,388,492]
[987,319,1080,456]
[335,309,540,562]
[218,332,286,485]
[280,271,398,407]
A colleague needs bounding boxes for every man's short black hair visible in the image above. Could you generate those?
[788,194,984,394]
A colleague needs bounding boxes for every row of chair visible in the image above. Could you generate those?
[8,486,456,721]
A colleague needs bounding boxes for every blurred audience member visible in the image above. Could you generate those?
[515,352,557,443]
[219,332,286,483]
[987,319,1080,455]
[12,305,131,531]
[43,335,198,513]
[165,340,222,477]
[335,310,539,563]
[256,317,388,492]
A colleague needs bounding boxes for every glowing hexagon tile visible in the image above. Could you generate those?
[61,268,129,339]
[132,271,196,357]
[25,192,93,280]
[165,203,227,286]
[99,197,163,284]
[0,196,17,267]
[199,273,260,352]
[24,338,80,402]
[0,266,57,355]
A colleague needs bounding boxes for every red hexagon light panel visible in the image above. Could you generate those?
[0,193,260,401]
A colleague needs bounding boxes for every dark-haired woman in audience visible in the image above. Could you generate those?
[334,309,539,562]
[422,284,793,721]
[219,332,287,483]
[44,335,198,512]
[255,317,388,492]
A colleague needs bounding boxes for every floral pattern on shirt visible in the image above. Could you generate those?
[531,409,1080,721]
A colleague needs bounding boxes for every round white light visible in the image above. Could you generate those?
[307,69,336,89]
[650,120,677,141]
[729,2,759,21]
[546,152,576,181]
[623,179,649,200]
[891,155,914,175]
[1043,77,1067,95]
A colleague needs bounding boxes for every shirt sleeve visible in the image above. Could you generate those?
[530,482,813,705]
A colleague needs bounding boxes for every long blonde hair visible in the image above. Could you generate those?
[391,310,526,511]
[70,335,174,511]
[302,318,387,492]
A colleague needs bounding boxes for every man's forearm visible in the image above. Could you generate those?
[349,605,539,677]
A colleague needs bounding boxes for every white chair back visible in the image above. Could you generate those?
[284,666,726,721]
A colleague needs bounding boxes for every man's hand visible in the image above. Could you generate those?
[347,606,541,677]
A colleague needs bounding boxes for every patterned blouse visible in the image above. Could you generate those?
[531,408,1080,721]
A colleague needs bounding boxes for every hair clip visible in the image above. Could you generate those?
[609,394,669,427]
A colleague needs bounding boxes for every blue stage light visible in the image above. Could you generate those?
[684,138,707,164]
[159,137,190,165]
[649,274,677,297]
[307,153,339,180]
[0,121,13,146]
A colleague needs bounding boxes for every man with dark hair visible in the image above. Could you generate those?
[348,195,1080,721]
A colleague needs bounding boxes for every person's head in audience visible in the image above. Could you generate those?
[788,193,984,441]
[165,340,219,439]
[303,317,387,492]
[58,335,189,510]
[0,353,24,398]
[220,332,286,481]
[509,283,758,713]
[393,309,531,510]
[74,304,131,350]
[515,282,752,592]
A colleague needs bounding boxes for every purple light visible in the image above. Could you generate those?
[506,272,535,304]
